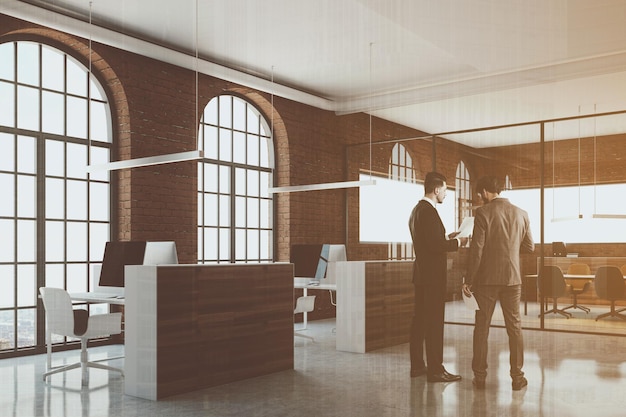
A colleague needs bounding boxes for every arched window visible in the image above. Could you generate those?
[388,143,416,260]
[0,41,112,354]
[197,95,274,263]
[455,161,471,228]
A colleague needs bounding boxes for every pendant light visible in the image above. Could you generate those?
[551,108,583,222]
[268,43,376,194]
[85,0,203,173]
[591,104,626,219]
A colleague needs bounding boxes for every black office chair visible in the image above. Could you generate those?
[563,263,592,313]
[538,265,571,319]
[594,266,626,321]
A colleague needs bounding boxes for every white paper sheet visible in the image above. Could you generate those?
[456,216,474,238]
[462,291,480,310]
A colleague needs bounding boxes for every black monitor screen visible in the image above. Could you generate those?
[290,244,330,279]
[99,241,147,287]
[552,241,567,257]
[291,244,323,278]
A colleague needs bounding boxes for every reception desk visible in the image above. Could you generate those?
[124,263,294,400]
[335,260,413,353]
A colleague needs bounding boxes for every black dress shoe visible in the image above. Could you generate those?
[410,367,427,377]
[427,371,462,382]
[512,377,528,391]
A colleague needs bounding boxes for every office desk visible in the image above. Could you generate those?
[335,260,413,353]
[293,278,336,328]
[124,263,294,400]
[293,278,337,292]
[69,292,125,305]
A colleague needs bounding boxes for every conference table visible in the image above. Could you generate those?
[523,273,626,315]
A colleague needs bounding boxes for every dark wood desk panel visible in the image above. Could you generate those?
[367,262,414,352]
[194,265,294,389]
[125,263,294,400]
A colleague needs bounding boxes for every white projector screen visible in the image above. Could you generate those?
[359,174,456,243]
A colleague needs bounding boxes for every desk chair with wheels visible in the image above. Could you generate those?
[294,295,316,342]
[563,263,592,313]
[39,287,124,385]
[538,265,571,318]
[594,266,626,321]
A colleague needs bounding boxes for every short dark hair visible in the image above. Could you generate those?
[475,176,502,195]
[424,171,446,194]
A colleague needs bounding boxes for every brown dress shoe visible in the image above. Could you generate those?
[427,370,462,382]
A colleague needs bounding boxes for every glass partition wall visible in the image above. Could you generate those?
[439,123,543,331]
[432,111,626,335]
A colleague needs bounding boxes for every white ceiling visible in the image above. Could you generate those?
[5,0,626,147]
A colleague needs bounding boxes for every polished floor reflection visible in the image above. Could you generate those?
[446,299,626,335]
[2,319,626,417]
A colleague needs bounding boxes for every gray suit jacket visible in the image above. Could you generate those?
[465,198,534,286]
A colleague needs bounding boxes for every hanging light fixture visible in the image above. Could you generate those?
[591,104,626,219]
[85,0,203,173]
[551,108,583,222]
[268,43,376,194]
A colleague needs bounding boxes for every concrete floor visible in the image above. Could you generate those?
[2,315,626,417]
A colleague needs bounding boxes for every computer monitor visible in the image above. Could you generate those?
[291,244,327,280]
[291,243,346,283]
[98,241,147,289]
[552,241,567,257]
[324,244,347,285]
[327,244,347,263]
[143,241,179,265]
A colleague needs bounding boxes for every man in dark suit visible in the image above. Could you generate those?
[463,176,534,391]
[409,171,467,382]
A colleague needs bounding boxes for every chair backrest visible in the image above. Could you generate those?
[538,265,567,297]
[567,263,591,275]
[294,295,316,314]
[594,266,625,300]
[39,287,75,337]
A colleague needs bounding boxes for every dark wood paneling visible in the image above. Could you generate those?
[154,264,294,399]
[364,262,414,352]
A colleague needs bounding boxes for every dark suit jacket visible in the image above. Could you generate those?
[465,198,535,286]
[409,199,460,286]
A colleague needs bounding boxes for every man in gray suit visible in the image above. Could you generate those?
[462,176,534,391]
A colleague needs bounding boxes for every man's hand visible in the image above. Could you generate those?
[462,283,472,297]
[449,232,469,247]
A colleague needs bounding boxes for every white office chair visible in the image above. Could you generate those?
[294,295,316,342]
[39,287,124,385]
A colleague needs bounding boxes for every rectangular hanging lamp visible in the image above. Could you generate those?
[268,179,375,194]
[550,214,583,222]
[85,150,204,173]
[592,214,626,219]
